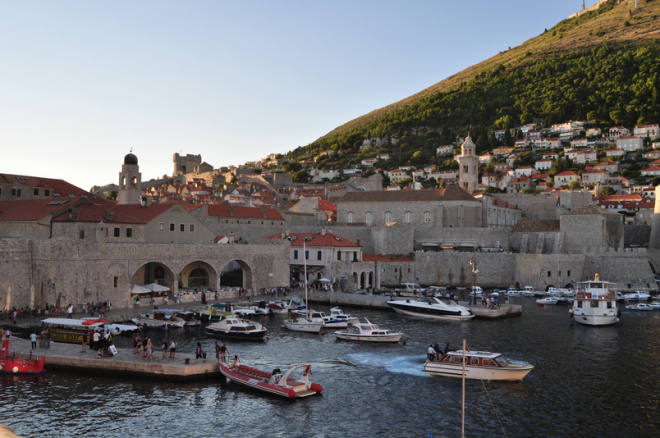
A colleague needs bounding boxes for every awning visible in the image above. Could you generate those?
[144,283,170,292]
[131,284,152,294]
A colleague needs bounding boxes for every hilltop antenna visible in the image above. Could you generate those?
[582,0,585,10]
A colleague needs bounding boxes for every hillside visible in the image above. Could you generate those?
[287,0,660,163]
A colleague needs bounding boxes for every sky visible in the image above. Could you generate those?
[0,1,600,191]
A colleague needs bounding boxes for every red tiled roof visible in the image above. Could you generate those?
[317,199,337,211]
[52,203,179,224]
[208,204,284,220]
[362,254,414,262]
[268,232,361,248]
[1,173,110,203]
[0,199,83,222]
[555,171,578,176]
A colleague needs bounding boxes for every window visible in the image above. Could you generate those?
[79,230,85,239]
[365,212,372,224]
[170,223,175,232]
[180,224,185,232]
[45,189,49,196]
[305,251,309,260]
[190,224,195,232]
[567,270,571,277]
[317,251,322,261]
[353,251,357,261]
[113,277,118,287]
[126,228,132,238]
[294,250,299,259]
[404,212,412,223]
[424,212,431,223]
[385,212,392,223]
[347,212,354,223]
[548,271,551,277]
[114,227,120,237]
[34,189,39,196]
[159,223,164,231]
[337,251,341,261]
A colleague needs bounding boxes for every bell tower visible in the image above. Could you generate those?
[457,134,479,193]
[117,151,142,205]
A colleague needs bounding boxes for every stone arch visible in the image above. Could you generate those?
[352,272,358,285]
[180,261,218,289]
[219,259,252,288]
[545,284,556,291]
[132,261,176,290]
[368,271,374,288]
[360,272,366,289]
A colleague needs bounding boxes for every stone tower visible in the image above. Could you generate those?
[117,152,142,205]
[649,185,660,249]
[457,134,479,193]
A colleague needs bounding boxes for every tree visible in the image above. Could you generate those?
[569,181,581,190]
[293,170,310,183]
[107,191,117,200]
[504,129,513,146]
[600,186,616,196]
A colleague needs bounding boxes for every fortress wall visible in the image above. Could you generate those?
[410,252,516,288]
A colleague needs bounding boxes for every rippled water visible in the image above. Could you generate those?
[1,299,659,437]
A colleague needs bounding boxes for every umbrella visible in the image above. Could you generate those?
[144,283,170,292]
[131,284,152,294]
[318,278,331,283]
[4,287,11,312]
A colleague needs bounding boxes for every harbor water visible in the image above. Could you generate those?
[1,298,659,437]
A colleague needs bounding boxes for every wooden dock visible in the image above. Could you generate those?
[6,337,221,382]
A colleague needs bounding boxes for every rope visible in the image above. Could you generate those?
[481,379,507,437]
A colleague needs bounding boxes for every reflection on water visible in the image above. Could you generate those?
[1,299,659,437]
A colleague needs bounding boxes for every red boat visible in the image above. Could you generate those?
[219,363,322,398]
[0,339,46,375]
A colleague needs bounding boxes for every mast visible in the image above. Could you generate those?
[304,241,308,308]
[462,338,466,438]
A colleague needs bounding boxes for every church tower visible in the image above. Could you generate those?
[117,152,142,205]
[457,134,479,193]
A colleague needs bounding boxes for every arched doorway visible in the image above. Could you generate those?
[220,260,252,288]
[180,261,217,289]
[133,262,175,288]
[368,272,374,289]
[360,272,366,290]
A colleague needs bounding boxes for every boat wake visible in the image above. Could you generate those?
[347,353,427,377]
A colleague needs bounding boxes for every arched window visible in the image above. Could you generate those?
[347,212,354,223]
[365,212,372,224]
[404,211,412,223]
[385,211,392,223]
[130,176,137,190]
[120,176,126,189]
[423,212,431,223]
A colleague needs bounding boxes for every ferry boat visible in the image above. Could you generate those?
[569,274,620,326]
[386,296,474,321]
[424,348,533,381]
[219,363,322,398]
[41,318,105,344]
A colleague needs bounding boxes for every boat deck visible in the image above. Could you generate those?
[5,337,220,382]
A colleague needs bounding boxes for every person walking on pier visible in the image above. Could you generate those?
[81,332,88,353]
[169,339,176,359]
[145,340,154,362]
[220,344,228,363]
[195,342,204,363]
[30,332,37,350]
[43,328,50,349]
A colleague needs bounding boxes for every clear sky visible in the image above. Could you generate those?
[0,1,599,191]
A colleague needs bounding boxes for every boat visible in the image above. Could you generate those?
[386,296,474,321]
[219,363,322,398]
[521,286,535,297]
[334,318,403,342]
[103,322,142,335]
[41,318,106,344]
[469,286,483,297]
[267,297,306,314]
[324,307,359,328]
[194,303,235,322]
[284,242,324,333]
[233,301,273,316]
[536,297,559,306]
[623,292,651,301]
[546,287,561,297]
[133,311,185,328]
[0,339,45,375]
[650,300,660,310]
[626,303,653,311]
[152,309,201,326]
[205,316,267,340]
[395,282,427,297]
[424,347,533,381]
[569,274,620,326]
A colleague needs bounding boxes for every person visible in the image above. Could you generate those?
[427,344,436,361]
[468,295,472,306]
[137,339,144,358]
[145,339,154,362]
[433,342,441,357]
[444,343,450,354]
[195,342,204,363]
[44,328,50,349]
[162,338,168,358]
[3,329,11,340]
[92,331,100,351]
[133,333,141,353]
[219,344,227,363]
[30,332,38,350]
[97,347,104,359]
[81,332,87,353]
[67,304,73,319]
[169,339,176,358]
[233,355,240,366]
[214,341,221,364]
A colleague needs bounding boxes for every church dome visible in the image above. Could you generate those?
[124,153,138,165]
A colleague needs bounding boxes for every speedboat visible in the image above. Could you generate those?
[284,310,324,333]
[0,339,46,375]
[219,363,322,398]
[536,297,559,306]
[623,292,651,301]
[569,274,620,326]
[386,297,474,321]
[324,307,359,328]
[267,297,306,314]
[334,318,403,342]
[424,348,533,381]
[205,317,267,340]
[506,287,520,296]
[626,303,653,311]
[521,286,535,297]
[546,287,561,297]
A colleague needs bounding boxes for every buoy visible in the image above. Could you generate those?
[320,330,326,336]
[12,367,19,373]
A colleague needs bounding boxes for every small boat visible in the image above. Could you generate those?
[205,317,267,340]
[104,322,141,335]
[284,310,324,333]
[546,287,561,297]
[219,363,322,398]
[194,303,235,322]
[424,347,533,381]
[267,297,306,314]
[536,297,559,306]
[233,301,273,316]
[387,297,474,321]
[133,311,185,328]
[153,309,201,326]
[521,286,535,297]
[623,292,651,301]
[324,307,359,328]
[334,318,403,343]
[505,287,520,296]
[649,300,660,310]
[0,339,45,375]
[626,303,653,311]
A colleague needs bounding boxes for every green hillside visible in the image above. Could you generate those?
[285,0,660,171]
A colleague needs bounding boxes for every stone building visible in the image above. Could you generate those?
[457,135,479,193]
[117,153,142,205]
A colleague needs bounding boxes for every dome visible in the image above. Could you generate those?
[124,153,138,165]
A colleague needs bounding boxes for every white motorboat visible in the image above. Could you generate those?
[521,286,535,297]
[205,316,267,340]
[424,348,534,381]
[650,300,660,310]
[546,287,561,297]
[470,286,483,297]
[152,309,200,326]
[536,297,559,306]
[626,303,653,311]
[233,301,273,316]
[569,274,620,326]
[132,312,185,328]
[623,292,651,301]
[334,318,403,342]
[324,307,359,328]
[506,287,520,296]
[284,309,324,333]
[387,297,474,321]
[267,297,306,314]
[560,288,576,297]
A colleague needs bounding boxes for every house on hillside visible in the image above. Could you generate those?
[634,124,659,140]
[554,171,580,187]
[617,136,643,152]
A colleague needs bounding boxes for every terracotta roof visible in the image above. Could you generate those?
[555,171,578,176]
[267,232,361,248]
[0,173,108,202]
[512,220,560,232]
[317,199,337,212]
[337,186,476,203]
[362,254,415,262]
[52,203,179,224]
[208,204,284,220]
[564,204,621,215]
[0,199,84,222]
